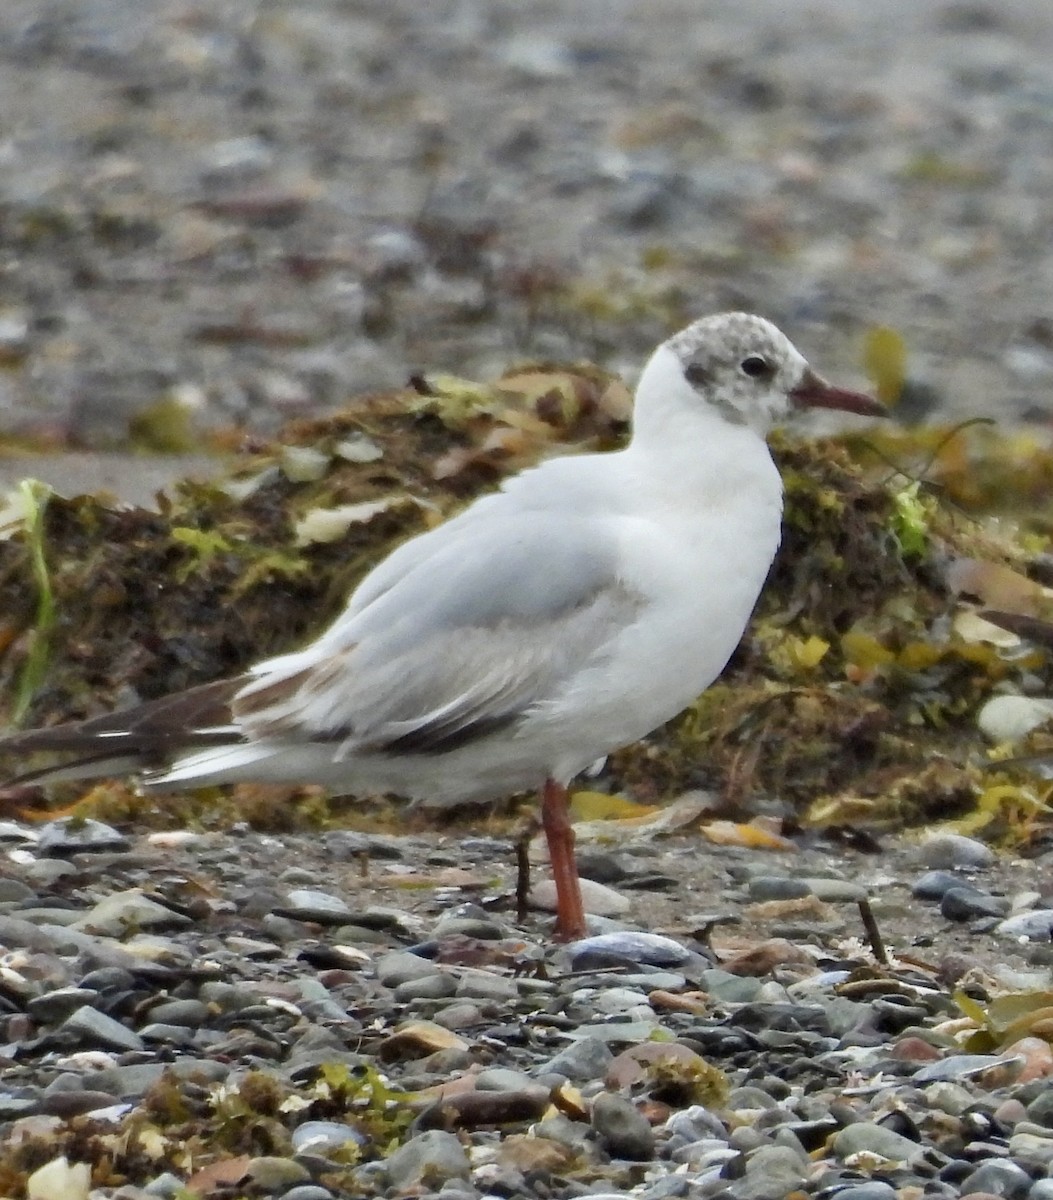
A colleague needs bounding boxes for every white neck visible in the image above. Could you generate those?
[626,343,782,503]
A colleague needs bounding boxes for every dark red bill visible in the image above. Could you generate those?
[790,367,887,417]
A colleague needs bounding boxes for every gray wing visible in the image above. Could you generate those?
[234,513,644,754]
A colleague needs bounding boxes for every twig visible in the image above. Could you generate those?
[858,898,889,965]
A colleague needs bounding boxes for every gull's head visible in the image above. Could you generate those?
[641,312,884,438]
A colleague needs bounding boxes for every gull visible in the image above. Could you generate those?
[0,313,884,940]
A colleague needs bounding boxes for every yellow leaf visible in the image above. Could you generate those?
[790,634,829,670]
[702,820,795,851]
[896,642,945,671]
[841,630,896,670]
[569,790,658,821]
[862,325,907,406]
[953,989,988,1026]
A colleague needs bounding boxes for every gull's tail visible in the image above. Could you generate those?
[0,677,246,787]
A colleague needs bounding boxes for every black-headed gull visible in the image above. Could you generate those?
[2,313,884,940]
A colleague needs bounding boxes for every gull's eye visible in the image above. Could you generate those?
[740,356,771,379]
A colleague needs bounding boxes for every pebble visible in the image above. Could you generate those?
[917,834,996,870]
[375,951,443,987]
[0,768,1046,1200]
[36,818,129,855]
[278,889,355,924]
[746,876,813,901]
[801,877,869,903]
[74,891,192,936]
[997,910,1053,941]
[913,870,967,900]
[958,1158,1032,1198]
[940,886,1009,921]
[832,1122,925,1162]
[733,1144,808,1199]
[384,1130,471,1189]
[567,932,695,969]
[26,988,102,1023]
[243,1156,310,1190]
[530,876,631,917]
[591,1093,656,1160]
[542,1037,615,1081]
[60,1007,145,1053]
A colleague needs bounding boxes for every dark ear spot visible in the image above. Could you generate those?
[684,362,709,388]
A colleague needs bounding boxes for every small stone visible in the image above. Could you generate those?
[747,876,813,901]
[978,694,1053,744]
[832,1122,924,1162]
[1003,1036,1053,1082]
[143,1173,186,1197]
[823,1185,898,1200]
[958,1158,1031,1198]
[198,135,275,186]
[891,1036,941,1062]
[74,890,191,936]
[454,968,519,1001]
[0,877,36,902]
[378,1020,468,1061]
[322,831,405,860]
[567,931,693,969]
[912,870,965,900]
[26,1155,90,1200]
[591,1092,655,1160]
[940,886,1008,921]
[37,818,129,855]
[997,910,1053,941]
[732,1144,808,1200]
[429,914,509,940]
[575,851,631,884]
[244,1156,310,1190]
[588,986,652,1016]
[530,876,630,917]
[699,969,764,1003]
[464,1069,526,1095]
[375,951,442,988]
[1008,1130,1053,1167]
[145,830,205,851]
[27,989,102,1024]
[60,1007,144,1053]
[392,973,458,1002]
[801,877,868,902]
[925,1081,976,1116]
[917,833,995,869]
[291,1121,368,1157]
[384,1130,470,1189]
[993,1097,1027,1127]
[1027,1088,1053,1127]
[541,1037,614,1082]
[41,1090,124,1119]
[364,230,427,280]
[278,889,355,924]
[433,1002,484,1030]
[142,999,209,1028]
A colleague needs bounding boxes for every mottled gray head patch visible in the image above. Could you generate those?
[666,311,808,431]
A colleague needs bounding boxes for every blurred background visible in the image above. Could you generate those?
[0,0,1052,498]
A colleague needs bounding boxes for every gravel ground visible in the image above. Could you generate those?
[3,815,1053,1200]
[1,0,1053,463]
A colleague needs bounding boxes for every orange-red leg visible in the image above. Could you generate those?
[541,777,587,942]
